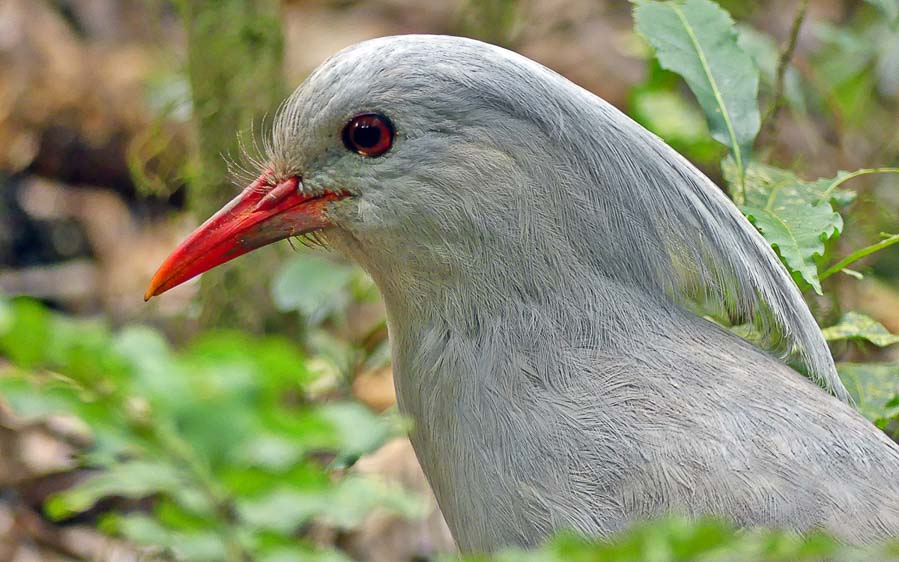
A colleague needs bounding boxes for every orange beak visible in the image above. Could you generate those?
[144,173,346,301]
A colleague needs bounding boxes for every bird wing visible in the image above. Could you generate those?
[582,106,847,400]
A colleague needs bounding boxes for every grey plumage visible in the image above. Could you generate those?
[267,35,899,552]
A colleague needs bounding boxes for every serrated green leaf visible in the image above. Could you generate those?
[634,0,760,181]
[723,160,858,207]
[823,312,899,347]
[723,161,853,293]
[740,203,841,295]
[838,363,899,423]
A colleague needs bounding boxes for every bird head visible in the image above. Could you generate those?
[145,35,560,301]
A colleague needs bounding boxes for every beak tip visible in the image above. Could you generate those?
[144,276,163,302]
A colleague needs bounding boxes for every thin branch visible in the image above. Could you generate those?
[817,167,899,204]
[820,233,899,281]
[758,0,809,140]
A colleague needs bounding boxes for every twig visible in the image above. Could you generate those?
[817,167,899,204]
[758,0,809,141]
[820,233,899,281]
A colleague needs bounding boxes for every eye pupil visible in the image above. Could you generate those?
[352,122,382,148]
[342,113,394,157]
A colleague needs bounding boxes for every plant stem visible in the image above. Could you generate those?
[758,0,808,140]
[818,167,899,203]
[820,233,899,281]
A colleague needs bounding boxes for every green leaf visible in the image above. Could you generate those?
[838,363,899,423]
[461,516,899,561]
[318,402,393,460]
[257,546,352,562]
[634,0,760,185]
[823,312,899,347]
[0,297,12,334]
[724,164,899,292]
[631,89,712,143]
[724,160,858,207]
[0,298,52,367]
[238,476,425,533]
[740,203,841,295]
[270,254,356,321]
[46,461,185,520]
[0,372,85,422]
[723,161,850,293]
[102,513,171,550]
[866,0,898,23]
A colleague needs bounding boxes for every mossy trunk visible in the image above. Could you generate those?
[180,0,289,331]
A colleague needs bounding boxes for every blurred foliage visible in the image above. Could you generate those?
[839,362,899,430]
[454,0,527,47]
[0,297,421,562]
[464,516,899,562]
[271,251,390,386]
[825,311,899,347]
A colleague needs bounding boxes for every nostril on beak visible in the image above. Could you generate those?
[255,176,302,212]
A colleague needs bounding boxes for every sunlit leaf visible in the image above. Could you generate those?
[823,312,899,347]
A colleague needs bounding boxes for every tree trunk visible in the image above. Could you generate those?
[180,0,289,331]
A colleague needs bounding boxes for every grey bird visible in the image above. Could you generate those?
[146,35,899,553]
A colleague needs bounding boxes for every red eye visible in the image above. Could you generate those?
[342,113,394,157]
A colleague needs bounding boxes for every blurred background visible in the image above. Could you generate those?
[0,0,896,560]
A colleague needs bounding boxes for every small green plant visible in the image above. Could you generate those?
[0,297,422,562]
[633,0,899,425]
[461,516,899,562]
